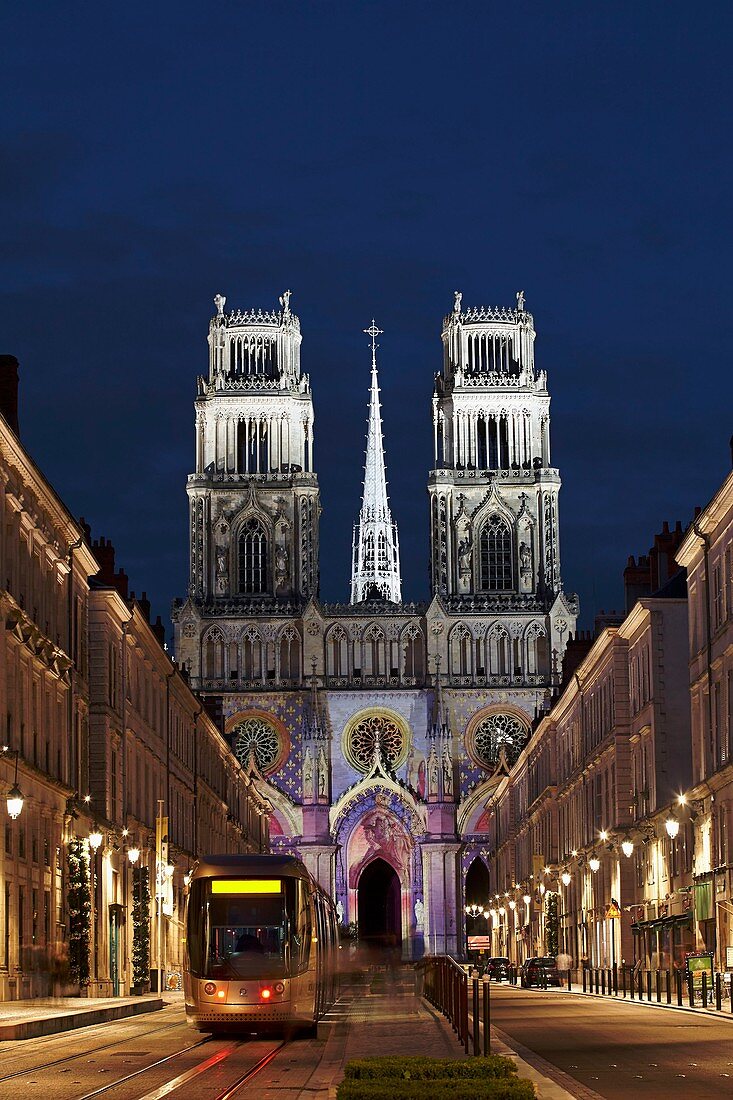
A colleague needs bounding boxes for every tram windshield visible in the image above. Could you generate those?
[187,876,312,980]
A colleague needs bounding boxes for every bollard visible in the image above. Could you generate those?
[676,969,682,1007]
[638,969,644,1001]
[463,973,469,1054]
[716,973,722,1012]
[702,973,708,1009]
[473,977,480,1056]
[646,970,652,1002]
[656,970,661,1003]
[666,970,671,1005]
[688,975,694,1008]
[582,967,587,993]
[483,977,491,1057]
[622,966,627,999]
[567,968,572,993]
[601,969,606,996]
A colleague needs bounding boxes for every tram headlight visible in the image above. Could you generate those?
[204,982,216,996]
[274,982,285,994]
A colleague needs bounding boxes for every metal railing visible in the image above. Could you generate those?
[548,965,732,1013]
[417,955,491,1056]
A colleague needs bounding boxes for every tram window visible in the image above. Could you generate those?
[187,878,316,980]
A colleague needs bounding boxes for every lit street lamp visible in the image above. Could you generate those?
[2,747,23,820]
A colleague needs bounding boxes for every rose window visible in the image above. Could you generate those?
[472,713,527,769]
[347,713,406,772]
[232,717,282,773]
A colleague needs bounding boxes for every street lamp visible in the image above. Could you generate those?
[561,868,571,887]
[127,846,140,865]
[88,825,103,852]
[2,748,23,820]
[589,855,601,873]
[665,813,680,839]
[621,835,634,858]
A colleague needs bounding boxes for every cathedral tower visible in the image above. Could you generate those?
[350,322,402,604]
[430,292,560,602]
[175,292,320,689]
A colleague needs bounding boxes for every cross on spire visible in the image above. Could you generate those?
[364,320,383,367]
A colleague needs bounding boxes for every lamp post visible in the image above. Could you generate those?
[2,748,23,820]
[88,825,103,986]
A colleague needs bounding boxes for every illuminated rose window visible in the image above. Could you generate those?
[232,717,282,773]
[346,713,407,773]
[471,712,527,769]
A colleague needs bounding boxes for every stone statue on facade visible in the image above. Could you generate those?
[519,542,531,571]
[457,537,472,574]
[453,290,462,316]
[214,293,226,316]
[317,746,328,800]
[442,750,453,799]
[275,542,289,586]
[414,898,425,929]
[427,746,439,799]
[279,289,292,319]
[516,290,525,312]
[303,746,314,803]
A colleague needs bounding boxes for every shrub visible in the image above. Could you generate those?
[344,1056,517,1080]
[337,1078,535,1100]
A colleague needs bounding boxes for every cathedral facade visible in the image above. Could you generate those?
[173,290,578,958]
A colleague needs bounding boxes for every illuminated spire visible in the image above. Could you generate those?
[350,322,402,604]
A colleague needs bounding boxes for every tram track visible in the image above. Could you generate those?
[73,1035,213,1099]
[0,1017,187,1085]
[72,1035,288,1100]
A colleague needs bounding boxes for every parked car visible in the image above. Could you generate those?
[520,956,561,988]
[485,957,512,982]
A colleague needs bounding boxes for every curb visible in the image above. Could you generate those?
[519,982,733,1023]
[0,996,165,1041]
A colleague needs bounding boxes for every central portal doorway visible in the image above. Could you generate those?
[357,858,401,953]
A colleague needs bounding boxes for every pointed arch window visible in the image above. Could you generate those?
[238,518,268,594]
[480,516,513,591]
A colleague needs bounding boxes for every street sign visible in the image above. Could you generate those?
[606,899,621,920]
[725,946,733,971]
[468,936,491,950]
[685,951,714,990]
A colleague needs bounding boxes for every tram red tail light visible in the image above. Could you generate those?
[260,987,272,1000]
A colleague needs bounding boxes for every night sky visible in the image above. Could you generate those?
[1,3,731,638]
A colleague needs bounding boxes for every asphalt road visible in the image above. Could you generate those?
[490,984,733,1100]
[0,1002,327,1100]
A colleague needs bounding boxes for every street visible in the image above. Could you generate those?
[490,984,733,1100]
[0,1001,334,1100]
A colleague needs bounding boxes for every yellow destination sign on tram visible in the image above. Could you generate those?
[211,879,282,895]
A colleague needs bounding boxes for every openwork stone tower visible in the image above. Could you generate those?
[350,322,402,604]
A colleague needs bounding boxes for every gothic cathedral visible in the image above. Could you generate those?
[173,290,578,957]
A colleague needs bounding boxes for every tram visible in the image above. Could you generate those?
[183,854,339,1033]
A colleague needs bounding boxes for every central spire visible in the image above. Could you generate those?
[350,322,402,604]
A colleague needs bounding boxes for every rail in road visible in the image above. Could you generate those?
[0,1008,291,1100]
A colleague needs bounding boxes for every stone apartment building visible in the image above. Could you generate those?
[0,355,269,1000]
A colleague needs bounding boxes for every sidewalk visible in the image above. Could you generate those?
[314,968,571,1099]
[0,991,167,1040]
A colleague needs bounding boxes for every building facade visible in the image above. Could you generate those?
[676,469,733,971]
[0,355,269,1000]
[173,292,577,958]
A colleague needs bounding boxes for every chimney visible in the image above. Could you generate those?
[0,355,20,435]
[152,615,166,648]
[138,591,151,623]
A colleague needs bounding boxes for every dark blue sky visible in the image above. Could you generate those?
[1,2,731,635]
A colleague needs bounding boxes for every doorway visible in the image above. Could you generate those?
[357,858,401,951]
